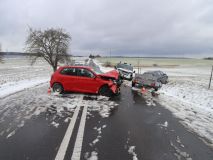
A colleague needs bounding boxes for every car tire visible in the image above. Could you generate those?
[53,83,64,94]
[132,82,135,87]
[129,75,133,81]
[99,85,112,97]
[154,87,158,91]
[115,87,121,96]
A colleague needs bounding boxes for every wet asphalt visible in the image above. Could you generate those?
[82,86,213,160]
[0,85,213,160]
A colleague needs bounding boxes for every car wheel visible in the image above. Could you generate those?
[154,87,158,91]
[132,82,135,87]
[99,85,112,97]
[53,83,64,94]
[129,75,133,81]
[115,87,121,96]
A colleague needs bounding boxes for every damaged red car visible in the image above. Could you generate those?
[50,66,122,96]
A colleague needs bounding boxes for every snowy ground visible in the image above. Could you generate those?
[0,56,51,98]
[155,66,213,146]
[1,56,213,159]
[96,59,213,146]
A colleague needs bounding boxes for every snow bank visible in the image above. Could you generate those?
[0,56,52,98]
[0,78,49,98]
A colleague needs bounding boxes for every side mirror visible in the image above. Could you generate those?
[133,71,136,73]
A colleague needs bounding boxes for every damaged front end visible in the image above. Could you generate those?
[98,70,123,95]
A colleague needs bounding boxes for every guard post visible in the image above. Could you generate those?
[209,65,213,89]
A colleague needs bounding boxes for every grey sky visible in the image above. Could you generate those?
[1,0,213,57]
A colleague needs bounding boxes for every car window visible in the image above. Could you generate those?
[116,63,133,71]
[77,68,95,78]
[60,68,77,76]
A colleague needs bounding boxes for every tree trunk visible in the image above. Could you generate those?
[53,65,57,72]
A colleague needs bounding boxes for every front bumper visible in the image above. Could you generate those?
[133,82,161,90]
[110,84,118,94]
[120,73,133,80]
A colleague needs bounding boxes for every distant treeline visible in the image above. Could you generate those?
[0,52,33,56]
[89,54,101,59]
[204,57,213,60]
[100,56,192,59]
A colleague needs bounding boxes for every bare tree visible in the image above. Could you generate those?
[25,28,71,71]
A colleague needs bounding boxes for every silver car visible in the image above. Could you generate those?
[115,63,134,80]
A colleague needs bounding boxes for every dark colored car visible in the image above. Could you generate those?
[152,71,168,84]
[50,66,121,96]
[115,63,135,80]
[132,72,163,91]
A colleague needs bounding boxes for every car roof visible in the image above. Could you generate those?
[59,66,92,70]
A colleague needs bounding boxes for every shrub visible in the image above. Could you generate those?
[104,61,113,67]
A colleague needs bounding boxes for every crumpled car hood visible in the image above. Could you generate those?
[98,69,119,79]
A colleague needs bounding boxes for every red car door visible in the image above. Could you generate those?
[60,67,79,91]
[76,68,100,93]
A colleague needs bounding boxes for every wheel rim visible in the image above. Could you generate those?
[53,84,62,93]
[99,86,112,97]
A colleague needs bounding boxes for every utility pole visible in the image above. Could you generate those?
[137,59,139,74]
[208,65,213,89]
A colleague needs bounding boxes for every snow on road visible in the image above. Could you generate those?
[128,146,138,160]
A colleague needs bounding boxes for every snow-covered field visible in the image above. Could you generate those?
[0,56,52,98]
[96,59,213,146]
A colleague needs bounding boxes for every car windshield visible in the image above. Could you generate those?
[91,68,103,74]
[116,63,133,71]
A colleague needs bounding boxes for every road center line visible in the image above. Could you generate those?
[71,105,88,160]
[55,96,82,160]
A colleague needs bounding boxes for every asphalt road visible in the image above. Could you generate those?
[0,84,213,160]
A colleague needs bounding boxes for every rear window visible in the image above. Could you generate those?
[60,68,77,76]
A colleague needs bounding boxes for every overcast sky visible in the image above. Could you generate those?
[1,0,213,57]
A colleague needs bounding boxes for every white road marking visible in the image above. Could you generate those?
[71,105,88,160]
[55,96,82,160]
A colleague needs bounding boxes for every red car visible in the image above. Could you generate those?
[50,66,121,96]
